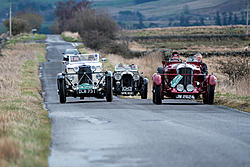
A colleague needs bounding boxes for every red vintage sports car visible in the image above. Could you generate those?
[152,56,217,104]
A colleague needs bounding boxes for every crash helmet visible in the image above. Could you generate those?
[171,51,180,60]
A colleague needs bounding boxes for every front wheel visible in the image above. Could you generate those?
[153,85,162,104]
[203,84,215,104]
[106,76,113,102]
[141,82,148,99]
[58,79,66,103]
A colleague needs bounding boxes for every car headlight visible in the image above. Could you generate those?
[133,74,140,80]
[68,75,75,81]
[95,66,102,71]
[73,66,79,72]
[186,84,194,92]
[176,84,184,92]
[96,73,102,80]
[114,73,121,80]
[91,66,96,71]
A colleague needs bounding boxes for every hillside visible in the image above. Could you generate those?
[0,0,247,33]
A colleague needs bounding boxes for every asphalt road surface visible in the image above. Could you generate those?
[41,35,250,167]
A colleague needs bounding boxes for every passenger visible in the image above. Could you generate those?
[73,56,80,62]
[170,52,181,62]
[195,53,208,75]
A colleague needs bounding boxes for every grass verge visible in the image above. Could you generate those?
[0,43,50,167]
[215,93,250,113]
[7,33,47,44]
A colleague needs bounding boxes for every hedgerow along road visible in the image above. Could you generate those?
[41,35,250,167]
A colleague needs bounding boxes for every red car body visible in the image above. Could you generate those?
[152,59,217,104]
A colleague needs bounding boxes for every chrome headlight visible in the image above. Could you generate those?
[73,66,79,72]
[91,66,96,71]
[133,74,140,80]
[114,73,121,80]
[96,73,102,80]
[176,84,184,92]
[186,84,194,92]
[68,75,75,81]
[95,66,102,71]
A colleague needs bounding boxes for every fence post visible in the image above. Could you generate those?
[0,34,7,56]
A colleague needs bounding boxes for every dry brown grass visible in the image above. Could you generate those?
[0,43,50,166]
[128,25,246,36]
[205,56,250,96]
[62,31,80,39]
[0,137,20,162]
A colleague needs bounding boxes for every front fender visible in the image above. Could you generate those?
[57,73,65,80]
[209,75,217,86]
[105,71,112,77]
[152,73,162,86]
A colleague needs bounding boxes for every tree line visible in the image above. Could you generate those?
[52,0,130,55]
[4,11,44,35]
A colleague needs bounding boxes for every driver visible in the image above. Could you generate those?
[170,52,182,62]
[195,53,208,75]
[73,56,80,62]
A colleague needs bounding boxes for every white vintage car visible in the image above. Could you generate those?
[57,53,112,103]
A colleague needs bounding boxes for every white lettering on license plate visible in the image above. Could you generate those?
[176,95,194,99]
[79,89,95,94]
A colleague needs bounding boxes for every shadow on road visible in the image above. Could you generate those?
[66,100,108,104]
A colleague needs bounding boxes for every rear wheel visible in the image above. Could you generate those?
[106,76,113,102]
[154,85,162,104]
[141,82,148,99]
[58,79,66,103]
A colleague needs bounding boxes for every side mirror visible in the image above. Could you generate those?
[101,58,107,62]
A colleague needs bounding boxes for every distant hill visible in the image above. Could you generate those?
[0,0,247,33]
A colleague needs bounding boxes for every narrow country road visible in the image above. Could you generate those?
[41,35,250,167]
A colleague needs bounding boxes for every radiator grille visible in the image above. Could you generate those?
[122,74,133,87]
[78,65,92,84]
[178,68,193,87]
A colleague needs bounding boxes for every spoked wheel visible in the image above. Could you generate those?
[153,85,162,104]
[58,79,66,104]
[203,84,215,104]
[141,82,148,99]
[106,76,113,102]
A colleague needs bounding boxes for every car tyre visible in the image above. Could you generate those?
[154,85,162,104]
[141,82,148,99]
[106,76,113,102]
[203,84,215,104]
[207,84,215,104]
[58,79,66,104]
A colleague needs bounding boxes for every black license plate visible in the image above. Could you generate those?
[79,89,95,94]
